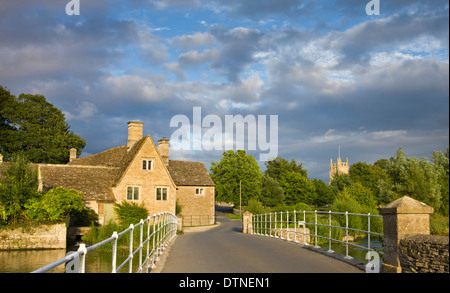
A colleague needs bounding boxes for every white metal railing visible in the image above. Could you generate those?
[31,212,178,273]
[249,210,383,260]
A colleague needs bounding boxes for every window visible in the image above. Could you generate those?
[156,187,168,201]
[195,188,204,195]
[142,159,153,171]
[127,186,140,200]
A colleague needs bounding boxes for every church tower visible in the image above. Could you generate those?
[329,147,349,184]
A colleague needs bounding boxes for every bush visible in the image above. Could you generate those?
[0,155,39,224]
[247,197,265,214]
[113,201,149,227]
[25,188,87,224]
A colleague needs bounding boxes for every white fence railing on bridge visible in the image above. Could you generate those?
[32,212,178,273]
[248,210,384,260]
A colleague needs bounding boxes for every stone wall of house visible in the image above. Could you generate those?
[0,224,66,250]
[177,186,215,225]
[398,234,449,273]
[113,137,176,216]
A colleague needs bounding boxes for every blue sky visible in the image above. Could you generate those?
[0,0,448,182]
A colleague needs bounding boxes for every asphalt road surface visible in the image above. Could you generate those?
[159,217,363,273]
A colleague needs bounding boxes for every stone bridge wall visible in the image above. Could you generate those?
[399,234,449,273]
[0,224,66,250]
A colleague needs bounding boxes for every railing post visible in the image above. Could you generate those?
[294,210,297,243]
[303,210,307,245]
[146,216,151,270]
[129,223,134,273]
[77,243,87,273]
[314,210,319,248]
[151,214,157,268]
[368,213,371,251]
[112,231,118,273]
[344,212,352,259]
[327,210,333,253]
[287,211,290,241]
[280,211,284,239]
[139,219,144,271]
[274,212,277,238]
[263,213,266,236]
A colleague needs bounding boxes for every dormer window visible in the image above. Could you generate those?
[142,159,153,171]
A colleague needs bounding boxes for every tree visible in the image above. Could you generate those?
[431,147,449,216]
[0,86,86,163]
[378,147,442,211]
[349,161,388,204]
[311,178,334,206]
[278,171,315,205]
[260,174,284,207]
[265,157,307,180]
[329,173,353,196]
[0,155,39,224]
[210,150,262,207]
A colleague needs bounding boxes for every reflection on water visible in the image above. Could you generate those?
[0,247,148,273]
[319,238,384,264]
[0,249,66,273]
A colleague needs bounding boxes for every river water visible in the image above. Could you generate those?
[0,248,141,273]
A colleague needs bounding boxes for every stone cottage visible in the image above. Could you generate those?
[36,121,215,225]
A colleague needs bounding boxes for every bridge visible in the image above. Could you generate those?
[31,196,442,274]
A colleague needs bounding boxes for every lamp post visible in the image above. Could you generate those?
[239,180,242,217]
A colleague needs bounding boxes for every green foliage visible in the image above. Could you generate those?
[260,174,284,207]
[113,201,149,227]
[24,188,87,224]
[176,199,183,215]
[265,157,307,180]
[430,214,449,236]
[311,179,334,206]
[278,171,315,205]
[0,155,39,224]
[0,86,86,164]
[349,161,388,203]
[378,147,443,212]
[210,150,262,207]
[431,147,449,216]
[247,197,266,214]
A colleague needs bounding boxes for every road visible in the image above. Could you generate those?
[159,216,363,273]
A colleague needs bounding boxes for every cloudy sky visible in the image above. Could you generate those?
[1,0,448,181]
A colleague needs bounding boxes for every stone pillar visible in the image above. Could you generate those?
[177,215,183,232]
[379,196,434,273]
[242,211,253,234]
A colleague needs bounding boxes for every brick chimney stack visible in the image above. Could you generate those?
[69,148,77,162]
[158,138,170,166]
[127,121,144,151]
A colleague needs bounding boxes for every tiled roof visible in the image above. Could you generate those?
[39,164,119,202]
[168,160,215,187]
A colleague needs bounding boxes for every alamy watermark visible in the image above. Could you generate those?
[365,250,381,273]
[66,0,379,16]
[66,0,80,16]
[366,0,380,16]
[169,107,278,161]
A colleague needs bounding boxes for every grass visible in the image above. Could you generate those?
[430,214,449,236]
[227,213,242,220]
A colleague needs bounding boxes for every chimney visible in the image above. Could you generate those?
[158,138,170,166]
[127,121,144,151]
[69,148,77,162]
